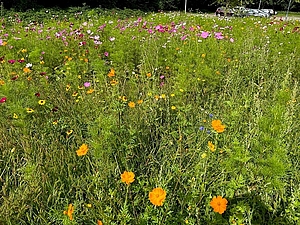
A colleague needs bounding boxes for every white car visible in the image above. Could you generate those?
[260,9,277,15]
[246,9,270,17]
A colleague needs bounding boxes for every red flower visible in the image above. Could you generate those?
[11,76,19,80]
[52,106,59,112]
[0,97,7,103]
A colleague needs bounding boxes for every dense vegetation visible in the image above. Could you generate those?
[1,0,300,12]
[0,7,300,225]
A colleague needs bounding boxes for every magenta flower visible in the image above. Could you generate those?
[8,59,16,64]
[201,31,210,39]
[104,52,109,57]
[0,97,7,103]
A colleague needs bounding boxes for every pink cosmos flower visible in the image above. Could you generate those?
[84,82,91,87]
[104,52,109,57]
[201,31,210,39]
[230,38,234,43]
[181,35,188,41]
[214,32,224,40]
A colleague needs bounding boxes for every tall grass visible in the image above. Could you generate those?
[0,8,300,224]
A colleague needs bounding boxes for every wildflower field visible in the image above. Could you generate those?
[0,7,300,225]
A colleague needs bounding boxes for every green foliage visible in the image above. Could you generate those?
[0,9,300,225]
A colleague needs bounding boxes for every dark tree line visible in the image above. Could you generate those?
[1,0,299,11]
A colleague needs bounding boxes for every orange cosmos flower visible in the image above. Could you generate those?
[76,144,88,156]
[128,101,135,108]
[149,187,166,206]
[63,203,74,220]
[211,120,225,133]
[86,89,94,94]
[121,171,135,185]
[210,196,228,214]
[23,67,31,73]
[108,68,115,77]
[97,220,103,225]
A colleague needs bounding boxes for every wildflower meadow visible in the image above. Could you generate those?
[0,7,300,225]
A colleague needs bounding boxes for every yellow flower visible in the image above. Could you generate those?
[13,113,18,119]
[2,41,7,46]
[211,120,225,133]
[208,141,215,152]
[68,57,72,61]
[78,86,84,90]
[21,49,27,53]
[86,203,92,208]
[128,101,135,108]
[52,120,58,125]
[26,108,34,113]
[216,71,221,75]
[170,93,175,97]
[201,153,207,158]
[76,143,88,156]
[66,84,71,91]
[66,130,73,135]
[97,220,103,225]
[40,61,44,64]
[38,100,46,105]
[201,53,206,58]
[84,58,89,63]
[72,92,78,97]
[149,187,166,206]
[86,89,94,94]
[137,99,143,104]
[23,67,31,73]
[171,106,176,110]
[166,66,170,70]
[146,72,152,77]
[210,196,228,214]
[63,203,74,221]
[160,94,166,99]
[121,171,135,185]
[120,96,127,102]
[0,80,5,85]
[110,79,118,85]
